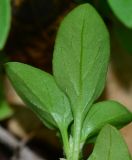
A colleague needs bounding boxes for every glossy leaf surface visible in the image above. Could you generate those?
[81,100,132,143]
[5,62,73,131]
[108,0,132,28]
[53,4,110,115]
[0,0,11,49]
[88,125,132,160]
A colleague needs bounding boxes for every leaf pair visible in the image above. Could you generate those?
[5,62,132,143]
[88,125,132,160]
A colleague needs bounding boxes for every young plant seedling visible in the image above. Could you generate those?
[5,4,132,160]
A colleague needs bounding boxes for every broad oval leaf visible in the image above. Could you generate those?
[0,0,11,49]
[53,4,110,115]
[5,62,73,131]
[81,100,132,143]
[88,125,132,160]
[108,0,132,28]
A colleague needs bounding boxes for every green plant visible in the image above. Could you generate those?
[5,4,132,160]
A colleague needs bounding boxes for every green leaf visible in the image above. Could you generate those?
[88,125,132,160]
[81,100,132,144]
[0,0,11,49]
[5,62,73,131]
[108,0,132,28]
[53,4,110,116]
[0,101,13,120]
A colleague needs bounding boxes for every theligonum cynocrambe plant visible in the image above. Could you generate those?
[5,4,132,160]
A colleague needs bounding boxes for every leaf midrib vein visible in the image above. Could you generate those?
[79,8,86,97]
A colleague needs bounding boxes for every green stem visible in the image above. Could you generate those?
[72,114,82,160]
[61,127,70,159]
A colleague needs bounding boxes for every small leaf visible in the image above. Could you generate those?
[0,0,11,49]
[53,4,110,116]
[88,125,132,160]
[5,62,73,131]
[108,0,132,28]
[81,101,132,143]
[0,101,13,120]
